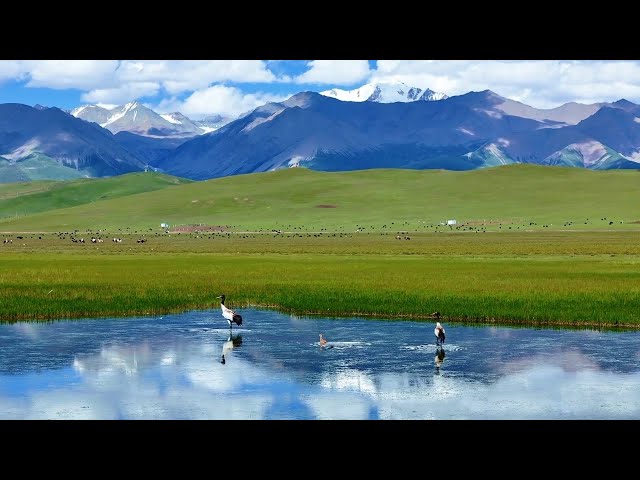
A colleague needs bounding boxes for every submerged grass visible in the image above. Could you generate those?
[1,231,640,327]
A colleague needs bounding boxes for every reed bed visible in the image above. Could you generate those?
[1,231,639,327]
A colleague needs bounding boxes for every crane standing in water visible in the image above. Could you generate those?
[435,322,446,346]
[216,294,243,332]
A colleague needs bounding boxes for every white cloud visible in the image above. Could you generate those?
[0,59,280,97]
[117,60,277,93]
[295,60,371,85]
[0,60,27,82]
[81,82,160,104]
[7,60,640,115]
[156,84,288,118]
[23,60,120,90]
[95,103,118,110]
[369,60,640,108]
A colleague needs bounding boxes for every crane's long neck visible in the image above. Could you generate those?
[220,295,225,305]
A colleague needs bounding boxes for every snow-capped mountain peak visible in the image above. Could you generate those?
[101,102,144,127]
[70,101,232,137]
[320,81,448,103]
[70,105,89,117]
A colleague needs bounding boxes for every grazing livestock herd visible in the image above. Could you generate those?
[2,231,149,246]
[0,216,630,249]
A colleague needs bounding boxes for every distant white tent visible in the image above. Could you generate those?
[447,219,457,225]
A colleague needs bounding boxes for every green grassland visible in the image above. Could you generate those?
[0,164,639,232]
[1,164,639,327]
[0,171,193,221]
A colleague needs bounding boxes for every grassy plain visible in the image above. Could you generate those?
[1,164,639,233]
[1,231,639,327]
[1,164,639,327]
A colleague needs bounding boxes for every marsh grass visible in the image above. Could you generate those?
[1,166,639,326]
[2,231,640,327]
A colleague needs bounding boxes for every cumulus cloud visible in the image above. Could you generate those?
[95,103,118,110]
[23,60,120,90]
[81,82,161,105]
[155,84,289,118]
[6,59,640,116]
[295,60,371,85]
[369,60,640,108]
[0,60,27,82]
[0,59,280,96]
[116,60,278,93]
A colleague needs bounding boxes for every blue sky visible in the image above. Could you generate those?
[1,60,639,119]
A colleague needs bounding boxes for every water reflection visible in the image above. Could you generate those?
[73,343,153,376]
[221,334,243,365]
[2,309,640,419]
[435,347,445,373]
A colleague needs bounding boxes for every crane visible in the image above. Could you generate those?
[216,294,243,331]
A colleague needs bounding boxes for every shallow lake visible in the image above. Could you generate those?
[1,308,640,419]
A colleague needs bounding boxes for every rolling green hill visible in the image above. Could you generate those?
[0,178,59,199]
[0,171,193,221]
[1,164,639,232]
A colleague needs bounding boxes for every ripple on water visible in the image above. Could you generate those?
[308,341,372,350]
[188,328,252,334]
[402,344,464,353]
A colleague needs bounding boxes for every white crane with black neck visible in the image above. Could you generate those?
[435,322,446,346]
[216,294,243,332]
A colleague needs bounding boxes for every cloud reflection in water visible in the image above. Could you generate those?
[1,310,640,419]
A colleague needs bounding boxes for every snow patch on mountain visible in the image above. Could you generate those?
[321,82,448,103]
[160,114,182,125]
[102,102,139,127]
[71,105,88,117]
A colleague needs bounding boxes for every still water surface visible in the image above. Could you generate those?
[1,309,640,419]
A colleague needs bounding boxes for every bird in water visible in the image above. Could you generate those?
[319,333,334,349]
[216,294,243,331]
[435,322,446,346]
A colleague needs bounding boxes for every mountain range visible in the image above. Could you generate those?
[0,103,145,181]
[1,81,639,183]
[158,89,640,179]
[320,81,448,103]
[71,102,233,137]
